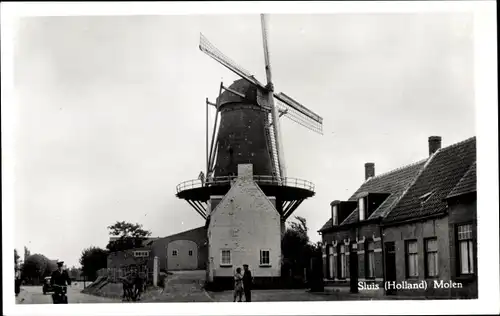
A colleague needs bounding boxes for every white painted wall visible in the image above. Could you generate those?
[208,164,281,278]
[166,239,198,270]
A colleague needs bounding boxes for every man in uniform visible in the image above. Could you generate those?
[242,264,253,302]
[50,261,71,303]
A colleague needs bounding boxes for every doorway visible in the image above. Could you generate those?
[384,242,396,295]
[349,246,359,293]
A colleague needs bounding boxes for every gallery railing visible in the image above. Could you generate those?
[176,175,315,194]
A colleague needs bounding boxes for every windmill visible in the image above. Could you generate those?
[176,14,323,222]
[200,14,323,182]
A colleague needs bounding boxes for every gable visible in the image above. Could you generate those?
[211,177,277,218]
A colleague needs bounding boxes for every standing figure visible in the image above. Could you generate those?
[50,261,71,304]
[233,267,244,302]
[242,264,253,302]
[15,269,21,296]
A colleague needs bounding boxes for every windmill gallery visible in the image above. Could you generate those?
[175,14,323,289]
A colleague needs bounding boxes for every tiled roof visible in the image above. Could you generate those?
[318,158,427,231]
[383,137,476,224]
[109,236,161,246]
[447,161,477,199]
[148,226,206,245]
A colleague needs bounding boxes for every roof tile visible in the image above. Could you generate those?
[319,158,427,231]
[447,161,477,199]
[383,137,476,223]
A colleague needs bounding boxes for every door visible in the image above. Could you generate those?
[349,246,359,293]
[384,242,396,295]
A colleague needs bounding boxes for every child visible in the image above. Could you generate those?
[233,267,244,302]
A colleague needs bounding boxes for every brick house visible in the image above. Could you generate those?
[445,161,477,298]
[107,226,208,272]
[318,136,477,298]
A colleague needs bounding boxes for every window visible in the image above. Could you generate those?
[405,240,418,277]
[358,198,365,221]
[457,224,474,275]
[260,250,271,266]
[188,250,193,256]
[133,250,149,258]
[339,244,347,279]
[425,238,439,277]
[221,249,232,266]
[332,205,338,225]
[366,241,375,278]
[172,250,178,256]
[328,246,335,279]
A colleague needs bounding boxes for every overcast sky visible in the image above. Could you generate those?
[13,13,475,267]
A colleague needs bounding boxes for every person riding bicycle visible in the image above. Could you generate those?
[51,261,71,302]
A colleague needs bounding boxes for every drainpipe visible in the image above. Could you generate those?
[350,226,360,294]
[379,224,386,293]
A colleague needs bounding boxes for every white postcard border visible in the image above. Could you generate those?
[2,1,498,315]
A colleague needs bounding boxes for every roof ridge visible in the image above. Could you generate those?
[383,136,476,223]
[366,157,428,182]
[436,136,476,153]
[382,148,438,221]
[366,136,475,183]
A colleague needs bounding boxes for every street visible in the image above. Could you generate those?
[140,271,385,302]
[16,282,119,304]
[15,275,403,304]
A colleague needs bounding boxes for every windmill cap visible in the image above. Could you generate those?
[217,79,259,107]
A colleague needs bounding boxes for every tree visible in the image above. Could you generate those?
[281,216,320,285]
[282,216,309,263]
[24,246,31,262]
[106,221,152,252]
[69,266,82,281]
[80,247,108,281]
[15,249,20,271]
[21,254,57,283]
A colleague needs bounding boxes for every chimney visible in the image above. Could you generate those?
[428,136,442,156]
[365,163,375,180]
[237,164,253,180]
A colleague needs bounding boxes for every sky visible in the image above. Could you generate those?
[12,13,475,268]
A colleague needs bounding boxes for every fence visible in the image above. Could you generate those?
[97,265,153,284]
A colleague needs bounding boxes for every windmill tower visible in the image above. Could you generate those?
[176,15,323,286]
[177,14,323,221]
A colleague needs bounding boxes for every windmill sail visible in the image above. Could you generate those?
[274,92,323,135]
[264,111,282,179]
[199,34,266,90]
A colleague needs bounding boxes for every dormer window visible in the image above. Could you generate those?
[332,205,338,225]
[359,197,366,221]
